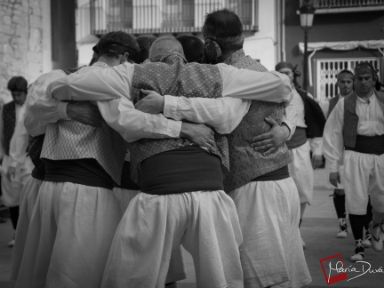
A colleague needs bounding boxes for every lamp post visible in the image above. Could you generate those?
[299,3,315,91]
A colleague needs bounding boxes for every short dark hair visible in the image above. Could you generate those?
[336,69,354,79]
[136,35,157,63]
[176,35,204,63]
[354,62,377,79]
[202,9,243,52]
[95,31,140,62]
[7,76,28,92]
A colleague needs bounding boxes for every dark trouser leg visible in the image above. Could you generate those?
[364,200,373,231]
[333,191,346,219]
[9,206,19,230]
[349,214,365,241]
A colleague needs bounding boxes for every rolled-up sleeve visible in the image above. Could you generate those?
[217,64,292,102]
[163,95,250,134]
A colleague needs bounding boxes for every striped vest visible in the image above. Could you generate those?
[129,57,229,182]
[223,50,291,192]
[40,120,127,185]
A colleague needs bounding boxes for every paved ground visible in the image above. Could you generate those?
[1,169,383,287]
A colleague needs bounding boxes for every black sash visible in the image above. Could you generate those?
[139,146,224,195]
[345,135,384,155]
[43,159,114,189]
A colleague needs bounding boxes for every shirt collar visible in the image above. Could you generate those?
[224,49,245,65]
[93,61,110,68]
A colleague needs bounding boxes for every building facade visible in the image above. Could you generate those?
[0,0,76,103]
[284,0,384,100]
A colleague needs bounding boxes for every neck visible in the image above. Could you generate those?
[341,91,354,98]
[98,56,120,67]
[357,90,374,99]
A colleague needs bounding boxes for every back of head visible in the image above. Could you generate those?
[95,31,140,62]
[176,35,204,63]
[148,35,186,63]
[136,35,157,63]
[202,9,244,63]
[7,76,28,92]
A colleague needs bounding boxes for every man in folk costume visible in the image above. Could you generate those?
[323,62,384,260]
[14,32,198,288]
[275,62,326,247]
[327,69,355,238]
[49,35,291,288]
[0,76,32,247]
[136,10,311,288]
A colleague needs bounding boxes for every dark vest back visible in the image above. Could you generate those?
[2,101,16,156]
[223,53,290,192]
[129,57,229,182]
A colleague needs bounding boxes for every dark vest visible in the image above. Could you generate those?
[296,88,326,138]
[223,51,291,192]
[129,57,229,182]
[328,95,341,118]
[343,92,384,148]
[2,101,16,156]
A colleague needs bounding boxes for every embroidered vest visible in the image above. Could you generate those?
[223,52,291,192]
[129,57,228,182]
[2,101,16,156]
[343,91,384,148]
[41,120,127,185]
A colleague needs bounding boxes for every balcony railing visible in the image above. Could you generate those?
[305,0,384,13]
[77,0,258,40]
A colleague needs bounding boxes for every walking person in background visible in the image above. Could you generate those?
[275,62,326,247]
[327,69,354,238]
[0,76,32,248]
[323,62,384,261]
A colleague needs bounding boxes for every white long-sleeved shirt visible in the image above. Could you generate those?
[31,63,182,143]
[49,62,291,139]
[24,70,69,137]
[323,92,384,172]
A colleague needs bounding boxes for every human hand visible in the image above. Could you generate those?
[181,122,215,152]
[329,172,340,187]
[67,101,103,127]
[251,117,290,155]
[311,154,323,169]
[135,89,164,114]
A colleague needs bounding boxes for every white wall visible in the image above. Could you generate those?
[243,0,278,70]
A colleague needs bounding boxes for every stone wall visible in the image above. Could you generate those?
[0,0,45,103]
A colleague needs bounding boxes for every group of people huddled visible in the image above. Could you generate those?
[1,8,383,288]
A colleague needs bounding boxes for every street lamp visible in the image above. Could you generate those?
[299,2,315,91]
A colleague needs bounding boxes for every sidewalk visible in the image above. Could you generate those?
[1,169,383,287]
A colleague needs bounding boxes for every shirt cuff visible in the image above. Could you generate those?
[167,120,182,137]
[57,102,70,120]
[163,95,180,120]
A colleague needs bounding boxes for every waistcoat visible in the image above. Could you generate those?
[223,50,291,192]
[328,95,340,118]
[41,120,127,185]
[129,57,228,182]
[343,91,384,148]
[2,101,16,156]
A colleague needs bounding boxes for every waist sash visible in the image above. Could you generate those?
[345,135,384,155]
[286,127,307,150]
[139,146,224,195]
[252,165,289,182]
[43,159,114,189]
[116,161,139,190]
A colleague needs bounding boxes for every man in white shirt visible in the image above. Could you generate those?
[323,62,384,260]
